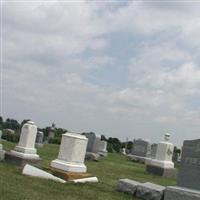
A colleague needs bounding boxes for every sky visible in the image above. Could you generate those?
[2,0,200,147]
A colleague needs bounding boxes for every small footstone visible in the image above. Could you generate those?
[136,182,165,200]
[116,179,141,195]
[164,186,200,200]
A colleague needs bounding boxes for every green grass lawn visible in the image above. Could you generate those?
[0,141,176,200]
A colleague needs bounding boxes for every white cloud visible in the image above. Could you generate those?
[3,1,200,146]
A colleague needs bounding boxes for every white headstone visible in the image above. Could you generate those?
[11,121,40,159]
[148,133,174,168]
[98,140,108,156]
[51,132,88,173]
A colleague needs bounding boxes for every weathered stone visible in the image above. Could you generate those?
[23,164,66,183]
[82,132,97,152]
[73,177,98,183]
[85,152,100,161]
[150,143,158,159]
[136,182,165,200]
[36,131,44,144]
[98,140,108,156]
[146,133,175,178]
[146,165,177,179]
[164,186,200,200]
[51,132,88,173]
[11,121,40,159]
[5,121,41,167]
[116,179,141,195]
[131,139,151,157]
[5,152,42,168]
[177,139,200,190]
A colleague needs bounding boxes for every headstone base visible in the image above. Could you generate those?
[146,165,177,178]
[5,152,42,168]
[164,186,200,200]
[51,167,91,181]
[51,159,87,173]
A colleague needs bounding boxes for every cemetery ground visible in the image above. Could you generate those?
[1,141,176,200]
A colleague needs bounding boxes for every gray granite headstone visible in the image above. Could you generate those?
[82,132,102,153]
[164,186,200,200]
[131,139,151,157]
[177,139,200,190]
[150,143,158,159]
[82,132,96,152]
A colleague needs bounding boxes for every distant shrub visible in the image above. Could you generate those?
[2,129,20,143]
[107,143,114,153]
[48,137,61,144]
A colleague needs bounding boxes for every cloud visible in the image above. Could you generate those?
[3,0,200,146]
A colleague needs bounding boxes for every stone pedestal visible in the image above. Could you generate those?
[146,133,176,178]
[51,132,88,176]
[5,121,41,167]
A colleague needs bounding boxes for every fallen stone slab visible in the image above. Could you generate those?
[164,186,200,200]
[85,152,100,161]
[73,177,98,183]
[136,182,165,200]
[116,179,141,195]
[22,164,66,183]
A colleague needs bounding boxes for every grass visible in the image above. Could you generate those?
[0,141,176,200]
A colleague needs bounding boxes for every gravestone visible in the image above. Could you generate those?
[0,130,5,160]
[5,121,41,167]
[131,139,151,157]
[146,133,177,178]
[98,140,108,156]
[82,132,96,152]
[51,132,90,180]
[36,131,44,148]
[150,143,158,159]
[164,186,200,200]
[177,139,200,190]
[82,132,104,156]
